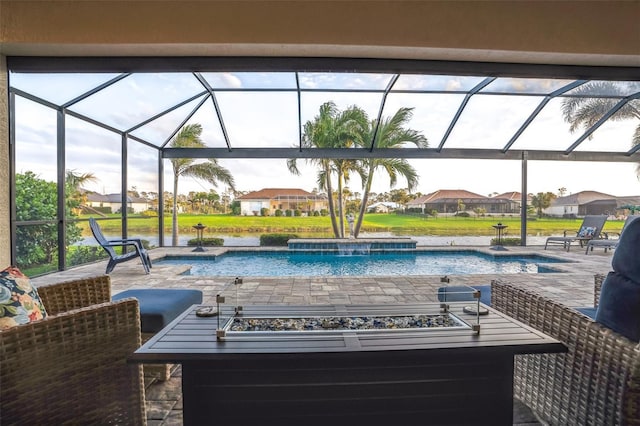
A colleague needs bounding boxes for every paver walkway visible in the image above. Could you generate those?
[31,245,614,425]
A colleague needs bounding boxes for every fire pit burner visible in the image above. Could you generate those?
[225,313,469,333]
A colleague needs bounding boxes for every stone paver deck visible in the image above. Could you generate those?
[31,245,614,425]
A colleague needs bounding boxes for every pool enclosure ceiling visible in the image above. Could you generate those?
[8,57,640,163]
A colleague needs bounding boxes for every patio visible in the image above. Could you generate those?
[30,245,614,425]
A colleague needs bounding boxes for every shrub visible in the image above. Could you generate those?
[141,210,157,217]
[320,209,328,216]
[66,245,104,267]
[490,237,521,246]
[88,206,112,214]
[293,209,302,217]
[313,210,320,217]
[455,211,471,217]
[187,237,224,247]
[285,209,292,217]
[260,207,269,216]
[275,209,283,217]
[230,201,241,215]
[260,233,299,246]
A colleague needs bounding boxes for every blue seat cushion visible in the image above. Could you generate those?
[612,218,640,282]
[575,307,597,319]
[113,289,203,333]
[595,272,640,342]
[473,285,492,306]
[437,285,491,306]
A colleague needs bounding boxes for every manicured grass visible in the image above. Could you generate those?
[80,213,625,236]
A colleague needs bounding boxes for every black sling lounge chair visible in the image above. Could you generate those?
[544,215,607,252]
[585,215,640,254]
[89,217,151,274]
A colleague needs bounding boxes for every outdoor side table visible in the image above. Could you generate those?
[192,223,206,252]
[492,223,508,250]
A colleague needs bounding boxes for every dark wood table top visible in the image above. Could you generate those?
[131,303,566,363]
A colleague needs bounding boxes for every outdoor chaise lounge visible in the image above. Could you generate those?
[585,214,640,254]
[0,273,146,424]
[544,214,607,251]
[90,217,152,274]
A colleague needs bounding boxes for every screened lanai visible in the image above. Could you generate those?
[8,57,640,274]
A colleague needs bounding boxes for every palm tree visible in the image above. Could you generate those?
[65,170,97,215]
[331,158,366,237]
[169,124,235,245]
[288,102,366,238]
[352,107,428,237]
[562,81,640,173]
[531,192,556,218]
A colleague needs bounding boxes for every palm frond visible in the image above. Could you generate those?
[286,158,301,175]
[632,124,640,179]
[564,98,618,133]
[181,161,235,190]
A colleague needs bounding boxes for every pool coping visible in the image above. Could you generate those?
[31,245,612,311]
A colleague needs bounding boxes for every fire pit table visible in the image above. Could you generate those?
[132,302,565,425]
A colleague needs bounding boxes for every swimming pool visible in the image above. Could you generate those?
[156,251,566,277]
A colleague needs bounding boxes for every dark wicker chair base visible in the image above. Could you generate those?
[491,277,640,426]
[1,279,146,425]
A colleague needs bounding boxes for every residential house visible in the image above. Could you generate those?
[85,192,151,214]
[407,189,521,215]
[544,191,617,217]
[615,196,640,215]
[493,191,530,213]
[236,188,328,216]
[366,202,400,213]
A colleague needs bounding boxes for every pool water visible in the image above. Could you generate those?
[156,251,565,277]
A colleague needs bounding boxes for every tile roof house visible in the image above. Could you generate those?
[407,189,522,214]
[366,202,400,213]
[236,188,328,216]
[85,192,151,214]
[545,190,617,217]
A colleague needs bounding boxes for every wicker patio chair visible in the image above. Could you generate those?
[36,274,112,313]
[38,275,173,380]
[0,277,146,425]
[491,277,640,426]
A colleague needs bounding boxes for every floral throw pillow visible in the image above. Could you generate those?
[578,226,597,238]
[0,266,47,330]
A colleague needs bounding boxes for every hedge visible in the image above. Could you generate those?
[259,233,299,246]
[187,237,224,246]
[490,237,521,246]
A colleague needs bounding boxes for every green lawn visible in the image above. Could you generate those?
[80,213,625,236]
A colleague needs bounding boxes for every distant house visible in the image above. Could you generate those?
[492,191,530,213]
[406,189,522,214]
[544,191,617,217]
[236,188,328,216]
[366,202,400,213]
[616,196,640,214]
[85,193,151,214]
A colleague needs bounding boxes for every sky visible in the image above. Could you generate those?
[10,72,640,199]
